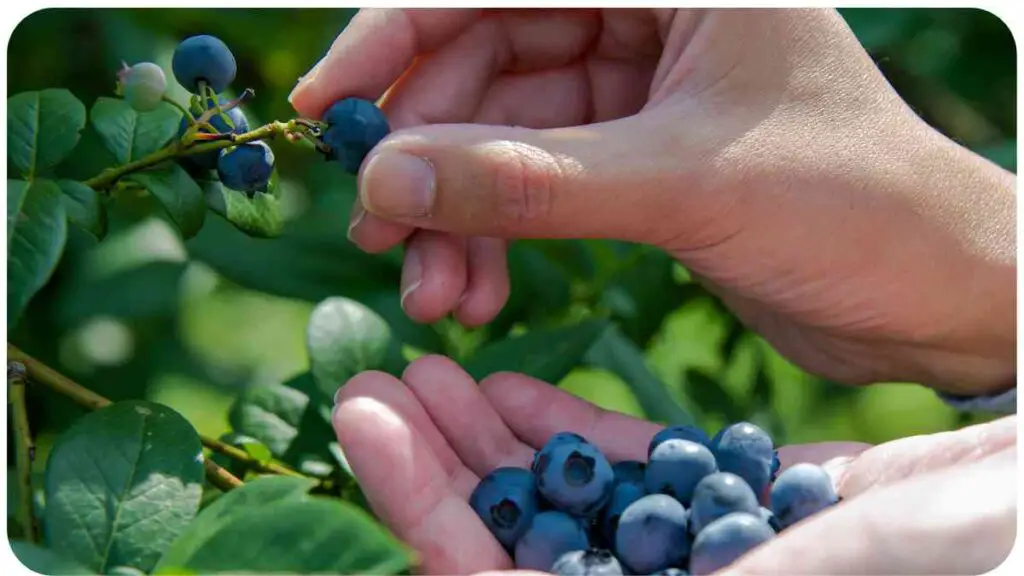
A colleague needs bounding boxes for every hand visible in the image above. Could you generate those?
[290,8,1015,397]
[331,356,1017,575]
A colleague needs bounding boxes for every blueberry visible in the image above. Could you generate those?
[688,472,760,536]
[469,467,539,549]
[711,422,777,500]
[611,460,646,485]
[758,506,781,533]
[320,97,390,174]
[551,548,624,576]
[645,439,717,506]
[535,440,615,517]
[649,569,689,576]
[533,432,589,472]
[217,141,275,194]
[598,480,645,550]
[177,95,250,171]
[172,34,237,94]
[614,494,690,574]
[769,463,838,530]
[689,512,775,575]
[119,62,167,112]
[648,425,712,456]
[514,511,590,571]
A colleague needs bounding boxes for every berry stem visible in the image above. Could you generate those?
[84,120,291,191]
[6,343,311,486]
[7,361,41,543]
[163,95,196,125]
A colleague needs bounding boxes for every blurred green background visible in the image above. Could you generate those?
[7,7,1015,481]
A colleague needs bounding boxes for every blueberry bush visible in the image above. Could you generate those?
[5,7,1015,576]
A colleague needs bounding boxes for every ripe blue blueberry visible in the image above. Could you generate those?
[711,422,777,501]
[535,439,615,517]
[320,97,391,174]
[648,425,712,456]
[469,467,539,549]
[514,511,590,571]
[172,34,237,94]
[119,62,167,112]
[689,512,775,575]
[551,548,624,576]
[177,95,250,171]
[217,141,275,194]
[769,463,838,530]
[614,494,690,574]
[688,472,760,536]
[611,460,646,485]
[598,480,645,550]
[649,569,689,576]
[645,439,718,506]
[758,506,781,533]
[533,432,590,472]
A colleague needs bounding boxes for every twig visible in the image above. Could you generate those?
[7,361,41,543]
[204,460,244,491]
[162,95,195,126]
[6,344,268,491]
[83,120,292,191]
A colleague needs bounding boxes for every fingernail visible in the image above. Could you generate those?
[361,152,436,219]
[333,385,345,406]
[400,247,423,312]
[347,202,366,242]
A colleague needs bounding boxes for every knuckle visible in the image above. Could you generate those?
[485,142,562,234]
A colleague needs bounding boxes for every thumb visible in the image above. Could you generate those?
[356,113,713,245]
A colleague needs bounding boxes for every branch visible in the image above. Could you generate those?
[83,120,294,192]
[4,344,317,490]
[7,361,41,543]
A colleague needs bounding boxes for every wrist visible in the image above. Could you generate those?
[880,115,1016,396]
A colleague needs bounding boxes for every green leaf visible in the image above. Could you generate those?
[7,178,68,331]
[465,318,610,382]
[157,476,317,571]
[157,498,414,574]
[307,296,392,397]
[43,400,205,573]
[603,251,703,347]
[56,180,105,238]
[89,97,180,165]
[10,541,94,575]
[683,368,745,423]
[200,175,284,238]
[7,89,87,178]
[55,261,188,327]
[228,372,337,471]
[125,164,206,238]
[584,325,695,426]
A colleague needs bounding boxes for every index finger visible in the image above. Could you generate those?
[289,8,480,118]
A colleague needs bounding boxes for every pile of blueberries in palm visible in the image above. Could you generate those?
[120,34,390,196]
[471,422,839,575]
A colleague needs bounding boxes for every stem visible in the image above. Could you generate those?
[204,460,243,491]
[163,95,195,125]
[83,121,291,191]
[7,362,41,543]
[6,344,306,488]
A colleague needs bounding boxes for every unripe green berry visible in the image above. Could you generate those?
[120,62,167,112]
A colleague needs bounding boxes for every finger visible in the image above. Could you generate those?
[356,109,706,246]
[381,13,601,129]
[454,237,510,327]
[289,8,480,118]
[776,442,871,484]
[334,371,467,498]
[836,414,1017,497]
[347,199,414,253]
[334,372,512,573]
[400,230,468,323]
[403,355,535,476]
[721,446,1016,575]
[480,372,661,461]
